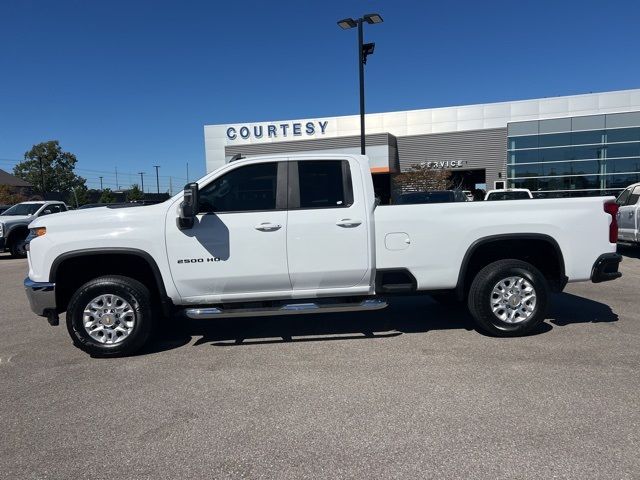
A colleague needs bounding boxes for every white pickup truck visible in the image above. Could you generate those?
[24,154,622,356]
[616,182,640,245]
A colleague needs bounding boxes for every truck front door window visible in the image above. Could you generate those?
[199,162,279,213]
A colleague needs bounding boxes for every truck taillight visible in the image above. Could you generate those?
[604,201,619,243]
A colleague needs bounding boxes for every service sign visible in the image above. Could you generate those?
[420,160,465,169]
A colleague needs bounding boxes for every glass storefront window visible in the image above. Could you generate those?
[606,157,640,173]
[571,130,604,145]
[606,173,640,189]
[507,118,640,196]
[538,147,572,162]
[538,132,571,148]
[571,145,604,160]
[607,143,640,158]
[510,160,600,178]
[508,135,538,150]
[606,127,640,143]
[509,150,539,163]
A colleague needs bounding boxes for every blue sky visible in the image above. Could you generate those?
[1,0,639,192]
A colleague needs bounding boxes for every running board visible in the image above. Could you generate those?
[185,299,387,319]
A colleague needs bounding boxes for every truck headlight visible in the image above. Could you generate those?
[0,222,3,238]
[32,227,47,237]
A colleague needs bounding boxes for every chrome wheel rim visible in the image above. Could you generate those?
[490,276,537,324]
[83,294,136,344]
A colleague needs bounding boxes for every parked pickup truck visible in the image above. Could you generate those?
[24,154,622,356]
[1,201,68,257]
[616,182,640,245]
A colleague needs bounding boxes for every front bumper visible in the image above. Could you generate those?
[591,253,622,283]
[24,277,56,316]
[0,237,5,250]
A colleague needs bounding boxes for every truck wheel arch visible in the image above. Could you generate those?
[455,234,567,300]
[50,248,172,316]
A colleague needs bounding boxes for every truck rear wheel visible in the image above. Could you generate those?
[66,275,153,356]
[467,259,549,336]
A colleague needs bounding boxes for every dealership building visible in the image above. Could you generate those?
[204,88,640,201]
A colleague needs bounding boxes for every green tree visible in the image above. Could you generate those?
[126,184,144,202]
[13,141,86,197]
[0,185,28,204]
[99,188,116,204]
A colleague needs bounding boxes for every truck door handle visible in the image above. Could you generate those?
[255,222,282,232]
[336,218,362,228]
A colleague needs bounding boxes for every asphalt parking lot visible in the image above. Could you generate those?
[1,250,639,480]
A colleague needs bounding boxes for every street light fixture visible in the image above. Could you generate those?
[336,13,384,155]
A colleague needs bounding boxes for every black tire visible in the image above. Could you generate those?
[66,275,153,357]
[467,259,549,337]
[9,232,28,258]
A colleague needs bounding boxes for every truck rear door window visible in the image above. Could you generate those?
[294,160,353,209]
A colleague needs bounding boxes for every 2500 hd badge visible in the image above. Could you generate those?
[177,257,225,263]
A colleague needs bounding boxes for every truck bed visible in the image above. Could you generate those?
[374,197,616,290]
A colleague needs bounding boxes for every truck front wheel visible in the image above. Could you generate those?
[66,275,153,356]
[467,259,549,336]
[9,231,28,258]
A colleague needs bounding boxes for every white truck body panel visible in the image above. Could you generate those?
[27,154,617,308]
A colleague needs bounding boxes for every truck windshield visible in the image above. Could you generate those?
[0,203,43,216]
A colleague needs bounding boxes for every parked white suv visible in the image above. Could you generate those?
[24,154,621,356]
[0,201,67,257]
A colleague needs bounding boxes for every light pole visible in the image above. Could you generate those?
[153,165,160,194]
[337,13,383,155]
[99,176,103,191]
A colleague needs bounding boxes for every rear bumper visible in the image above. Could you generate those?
[591,253,622,283]
[24,277,56,316]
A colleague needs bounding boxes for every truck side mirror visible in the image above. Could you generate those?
[178,182,199,229]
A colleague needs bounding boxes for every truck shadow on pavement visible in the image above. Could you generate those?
[144,292,618,354]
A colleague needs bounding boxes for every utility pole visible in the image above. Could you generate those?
[99,176,104,191]
[169,177,173,196]
[138,172,145,193]
[115,167,119,190]
[154,165,160,194]
[186,162,189,183]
